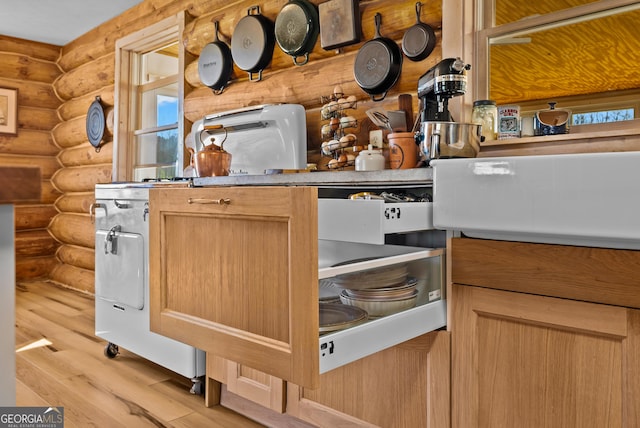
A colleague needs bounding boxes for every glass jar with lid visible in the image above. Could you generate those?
[472,100,498,141]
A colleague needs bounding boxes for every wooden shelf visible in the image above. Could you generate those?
[479,120,640,157]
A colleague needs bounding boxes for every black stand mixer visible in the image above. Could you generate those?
[415,58,482,161]
[417,57,470,122]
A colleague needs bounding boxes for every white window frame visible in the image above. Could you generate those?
[113,13,185,182]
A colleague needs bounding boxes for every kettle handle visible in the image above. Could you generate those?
[198,126,228,149]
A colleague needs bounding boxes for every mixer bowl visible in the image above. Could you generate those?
[417,121,481,161]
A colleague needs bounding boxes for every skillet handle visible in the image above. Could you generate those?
[370,92,388,102]
[248,70,263,82]
[374,13,382,38]
[293,53,309,66]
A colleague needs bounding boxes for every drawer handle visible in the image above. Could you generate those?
[188,198,231,205]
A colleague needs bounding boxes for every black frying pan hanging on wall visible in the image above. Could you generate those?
[402,2,436,62]
[353,13,403,102]
[275,0,319,66]
[86,96,106,152]
[231,6,276,82]
[199,21,234,94]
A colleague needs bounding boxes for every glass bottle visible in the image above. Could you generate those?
[472,100,498,141]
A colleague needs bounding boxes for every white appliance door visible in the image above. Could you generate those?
[95,230,144,309]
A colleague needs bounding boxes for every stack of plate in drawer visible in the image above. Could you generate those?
[339,277,418,318]
[331,263,409,290]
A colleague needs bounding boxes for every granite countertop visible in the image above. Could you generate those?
[193,168,433,188]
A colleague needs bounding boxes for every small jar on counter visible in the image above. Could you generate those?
[355,145,385,171]
[471,100,498,141]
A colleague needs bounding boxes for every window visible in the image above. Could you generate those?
[572,108,635,126]
[114,14,184,182]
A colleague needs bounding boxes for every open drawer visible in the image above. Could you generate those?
[148,186,443,390]
[318,198,434,244]
[318,240,445,373]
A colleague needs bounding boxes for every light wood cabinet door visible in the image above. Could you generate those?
[288,331,451,428]
[208,355,285,413]
[452,284,640,428]
[149,186,320,388]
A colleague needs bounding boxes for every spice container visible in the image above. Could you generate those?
[471,100,498,141]
[498,105,520,139]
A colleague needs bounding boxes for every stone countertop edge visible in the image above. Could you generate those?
[193,168,433,187]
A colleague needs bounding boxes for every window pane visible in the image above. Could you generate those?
[157,94,178,126]
[140,82,178,129]
[572,108,635,125]
[140,43,179,84]
[134,128,179,180]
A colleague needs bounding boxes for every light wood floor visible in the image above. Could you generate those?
[15,280,264,428]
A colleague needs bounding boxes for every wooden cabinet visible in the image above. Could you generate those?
[208,354,286,413]
[451,237,640,428]
[287,331,450,428]
[149,186,320,388]
[209,331,450,427]
[149,186,446,388]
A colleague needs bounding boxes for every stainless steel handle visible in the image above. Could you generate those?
[89,202,106,224]
[187,198,231,205]
[104,225,121,255]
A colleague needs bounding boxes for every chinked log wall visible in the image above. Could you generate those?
[0,36,61,281]
[46,0,442,293]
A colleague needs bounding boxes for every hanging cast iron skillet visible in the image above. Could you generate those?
[402,2,436,62]
[353,13,403,102]
[199,21,234,94]
[231,5,276,82]
[275,0,319,66]
[86,96,105,152]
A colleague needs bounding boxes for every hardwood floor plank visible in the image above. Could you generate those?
[150,378,263,427]
[16,379,49,407]
[17,288,84,318]
[58,374,176,428]
[16,356,128,428]
[15,303,71,342]
[169,409,265,428]
[15,279,265,428]
[53,348,197,422]
[16,345,84,381]
[21,281,94,312]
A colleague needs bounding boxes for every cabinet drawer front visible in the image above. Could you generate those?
[149,186,320,388]
[318,199,433,244]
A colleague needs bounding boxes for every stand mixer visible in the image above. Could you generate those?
[416,58,482,161]
[417,57,470,122]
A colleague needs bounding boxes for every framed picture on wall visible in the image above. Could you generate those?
[0,87,18,135]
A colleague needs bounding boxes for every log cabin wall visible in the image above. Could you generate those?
[0,36,62,281]
[45,0,442,293]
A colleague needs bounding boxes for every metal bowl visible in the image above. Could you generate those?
[417,121,481,161]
